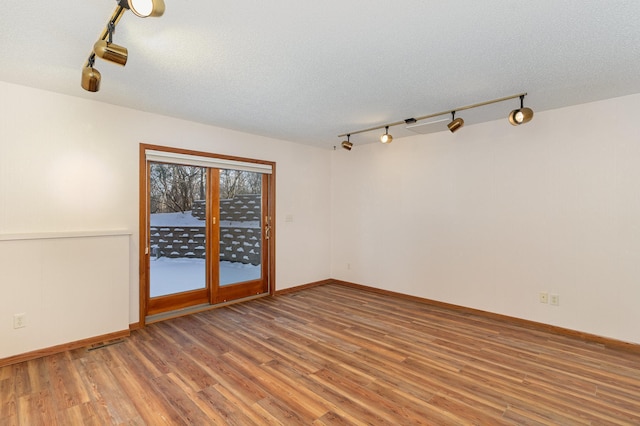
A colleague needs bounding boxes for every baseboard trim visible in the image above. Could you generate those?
[0,329,131,367]
[330,279,640,354]
[4,277,637,366]
[274,279,333,295]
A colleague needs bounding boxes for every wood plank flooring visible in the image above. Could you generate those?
[1,283,640,425]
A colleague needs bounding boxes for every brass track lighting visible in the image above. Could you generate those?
[447,111,464,133]
[338,92,531,144]
[380,126,393,144]
[341,135,353,151]
[94,40,128,65]
[118,0,165,18]
[81,0,165,92]
[94,23,128,66]
[81,61,101,92]
[509,95,534,125]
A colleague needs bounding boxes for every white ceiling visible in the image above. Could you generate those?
[2,1,640,149]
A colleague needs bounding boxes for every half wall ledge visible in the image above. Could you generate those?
[0,230,132,241]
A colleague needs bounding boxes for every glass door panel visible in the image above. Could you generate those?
[218,169,263,286]
[149,163,208,298]
[212,169,269,303]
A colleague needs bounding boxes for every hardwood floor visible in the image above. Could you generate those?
[1,283,640,425]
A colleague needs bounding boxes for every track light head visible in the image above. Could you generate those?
[118,0,165,17]
[341,135,353,151]
[509,95,534,125]
[380,126,393,144]
[509,107,534,125]
[81,66,101,92]
[94,40,128,66]
[447,111,464,133]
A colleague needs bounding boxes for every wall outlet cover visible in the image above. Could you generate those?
[539,292,549,304]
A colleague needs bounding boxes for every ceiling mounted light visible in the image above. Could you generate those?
[94,40,128,65]
[338,93,530,145]
[341,134,353,151]
[82,0,165,92]
[509,95,534,126]
[447,111,464,133]
[119,0,165,17]
[81,57,101,92]
[380,126,393,144]
[93,23,128,66]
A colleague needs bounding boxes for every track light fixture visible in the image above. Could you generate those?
[509,95,534,126]
[447,111,464,133]
[341,134,353,151]
[94,23,128,66]
[118,0,165,18]
[81,0,165,92]
[380,126,393,144]
[81,57,101,92]
[94,40,128,66]
[338,92,532,144]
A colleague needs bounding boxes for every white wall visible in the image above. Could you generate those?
[0,233,130,359]
[331,93,640,345]
[0,81,331,358]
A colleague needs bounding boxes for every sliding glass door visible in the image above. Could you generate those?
[141,145,274,320]
[212,168,270,304]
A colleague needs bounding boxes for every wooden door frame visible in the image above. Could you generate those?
[138,143,276,326]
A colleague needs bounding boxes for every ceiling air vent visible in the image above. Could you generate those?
[405,118,449,135]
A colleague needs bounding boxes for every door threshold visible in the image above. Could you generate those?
[145,292,270,325]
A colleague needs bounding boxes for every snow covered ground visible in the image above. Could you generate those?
[149,257,261,297]
[149,211,261,297]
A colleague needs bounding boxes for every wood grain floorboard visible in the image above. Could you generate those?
[1,283,640,425]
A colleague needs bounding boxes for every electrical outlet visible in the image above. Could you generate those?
[13,313,26,329]
[550,294,560,306]
[539,292,549,304]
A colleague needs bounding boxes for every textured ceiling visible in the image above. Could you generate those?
[2,1,640,148]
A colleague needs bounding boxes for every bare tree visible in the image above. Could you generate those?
[150,163,205,213]
[151,165,262,212]
[220,170,262,199]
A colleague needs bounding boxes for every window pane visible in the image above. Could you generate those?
[219,169,262,286]
[149,163,207,297]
